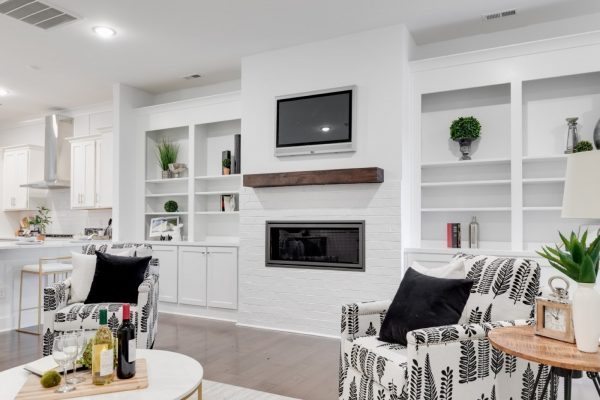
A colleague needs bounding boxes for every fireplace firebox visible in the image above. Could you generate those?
[265,221,365,271]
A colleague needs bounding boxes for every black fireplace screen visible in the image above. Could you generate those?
[266,221,365,271]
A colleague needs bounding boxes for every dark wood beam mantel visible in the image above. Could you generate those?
[243,167,384,188]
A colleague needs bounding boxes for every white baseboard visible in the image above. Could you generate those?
[158,310,237,323]
[235,322,340,340]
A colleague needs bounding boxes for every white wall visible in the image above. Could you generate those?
[238,25,410,336]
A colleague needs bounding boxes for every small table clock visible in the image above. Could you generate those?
[535,276,575,343]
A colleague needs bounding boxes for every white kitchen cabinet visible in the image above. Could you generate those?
[2,145,44,211]
[207,246,238,309]
[73,111,112,137]
[153,245,178,303]
[68,133,112,209]
[178,246,207,306]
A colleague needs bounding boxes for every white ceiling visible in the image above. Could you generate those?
[1,0,599,125]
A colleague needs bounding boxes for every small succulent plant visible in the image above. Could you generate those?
[164,200,179,213]
[40,370,61,388]
[574,140,594,153]
[222,158,231,168]
[537,231,600,284]
[450,116,481,141]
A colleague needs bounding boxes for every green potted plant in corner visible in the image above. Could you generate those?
[222,158,231,175]
[538,231,600,353]
[450,116,481,160]
[29,206,52,241]
[156,139,179,179]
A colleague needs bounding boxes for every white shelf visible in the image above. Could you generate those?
[421,207,511,212]
[144,212,188,216]
[523,207,562,211]
[421,179,511,187]
[522,178,565,184]
[145,177,189,184]
[195,211,239,215]
[195,191,240,196]
[421,158,510,168]
[195,175,241,181]
[522,155,568,163]
[145,193,188,198]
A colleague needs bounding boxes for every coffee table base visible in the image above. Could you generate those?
[530,367,600,400]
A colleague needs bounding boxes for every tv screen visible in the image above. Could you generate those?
[276,89,353,151]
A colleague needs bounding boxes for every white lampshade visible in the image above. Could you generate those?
[562,151,600,219]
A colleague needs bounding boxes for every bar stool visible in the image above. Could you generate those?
[17,256,72,335]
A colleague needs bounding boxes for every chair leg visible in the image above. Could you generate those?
[37,272,42,335]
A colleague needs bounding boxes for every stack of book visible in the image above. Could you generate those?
[447,223,461,248]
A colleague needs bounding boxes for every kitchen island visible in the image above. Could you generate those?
[0,240,108,332]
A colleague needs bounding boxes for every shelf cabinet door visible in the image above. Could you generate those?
[206,247,238,309]
[178,246,207,306]
[71,143,84,207]
[153,245,178,303]
[3,150,31,210]
[95,135,112,208]
[14,150,29,209]
[71,140,96,208]
[2,151,16,210]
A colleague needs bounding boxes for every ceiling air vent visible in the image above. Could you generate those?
[483,9,517,21]
[0,0,77,29]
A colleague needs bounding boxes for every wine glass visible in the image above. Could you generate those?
[66,329,87,384]
[52,334,78,393]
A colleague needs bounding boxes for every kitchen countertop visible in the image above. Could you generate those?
[0,239,110,250]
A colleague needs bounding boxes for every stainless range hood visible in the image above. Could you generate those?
[21,115,72,189]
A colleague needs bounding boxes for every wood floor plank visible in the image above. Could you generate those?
[0,313,339,400]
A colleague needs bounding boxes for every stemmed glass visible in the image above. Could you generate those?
[66,329,87,384]
[52,334,78,393]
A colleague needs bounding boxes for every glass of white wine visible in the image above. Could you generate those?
[66,329,87,384]
[52,334,78,393]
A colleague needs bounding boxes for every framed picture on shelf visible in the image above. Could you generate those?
[149,216,180,238]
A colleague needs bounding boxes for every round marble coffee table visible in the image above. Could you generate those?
[0,349,203,399]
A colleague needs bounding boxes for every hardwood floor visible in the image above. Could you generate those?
[0,313,339,400]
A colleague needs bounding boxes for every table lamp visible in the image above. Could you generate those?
[562,151,600,220]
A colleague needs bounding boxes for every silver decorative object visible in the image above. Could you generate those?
[469,216,479,249]
[168,163,188,178]
[458,138,473,161]
[565,117,580,154]
[594,118,600,150]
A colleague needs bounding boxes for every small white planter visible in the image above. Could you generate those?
[573,283,600,353]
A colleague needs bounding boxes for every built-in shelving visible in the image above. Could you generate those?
[415,69,600,253]
[195,211,240,215]
[195,191,240,196]
[144,212,188,216]
[145,193,188,198]
[145,177,189,184]
[195,175,241,181]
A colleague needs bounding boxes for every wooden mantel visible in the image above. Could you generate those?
[243,167,384,188]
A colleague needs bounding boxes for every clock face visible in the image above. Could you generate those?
[544,306,567,332]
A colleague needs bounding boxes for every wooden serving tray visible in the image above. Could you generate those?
[16,359,148,399]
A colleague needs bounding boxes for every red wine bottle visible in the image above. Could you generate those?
[116,303,136,379]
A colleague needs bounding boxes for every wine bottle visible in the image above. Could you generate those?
[117,303,136,379]
[92,308,115,385]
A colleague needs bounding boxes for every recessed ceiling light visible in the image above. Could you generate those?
[320,126,331,133]
[0,88,10,97]
[92,26,117,39]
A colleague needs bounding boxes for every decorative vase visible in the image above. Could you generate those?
[565,117,580,154]
[572,283,600,353]
[457,138,473,160]
[223,167,231,176]
[594,118,600,150]
[161,170,172,179]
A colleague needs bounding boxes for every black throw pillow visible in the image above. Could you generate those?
[379,267,473,346]
[84,252,152,304]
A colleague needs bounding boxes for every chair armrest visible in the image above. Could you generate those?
[407,319,533,347]
[136,274,159,349]
[43,280,71,312]
[341,300,391,340]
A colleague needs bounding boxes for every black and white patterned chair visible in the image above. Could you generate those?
[339,254,555,400]
[42,243,159,356]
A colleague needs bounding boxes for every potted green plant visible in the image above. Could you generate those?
[222,158,231,175]
[574,140,594,153]
[156,139,179,179]
[450,116,481,160]
[538,231,600,352]
[29,206,52,241]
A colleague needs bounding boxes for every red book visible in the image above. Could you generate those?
[447,223,453,248]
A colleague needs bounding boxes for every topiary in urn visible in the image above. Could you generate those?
[450,116,481,160]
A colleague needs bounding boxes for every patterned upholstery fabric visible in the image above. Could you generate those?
[339,255,554,400]
[42,243,159,356]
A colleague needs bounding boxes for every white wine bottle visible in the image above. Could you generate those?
[92,308,115,385]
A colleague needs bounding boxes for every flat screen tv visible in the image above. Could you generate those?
[275,86,356,156]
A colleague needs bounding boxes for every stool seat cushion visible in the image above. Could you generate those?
[22,263,73,273]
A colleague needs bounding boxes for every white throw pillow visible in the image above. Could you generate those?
[105,247,135,257]
[69,252,98,303]
[411,259,466,279]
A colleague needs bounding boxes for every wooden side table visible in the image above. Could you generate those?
[489,325,600,400]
